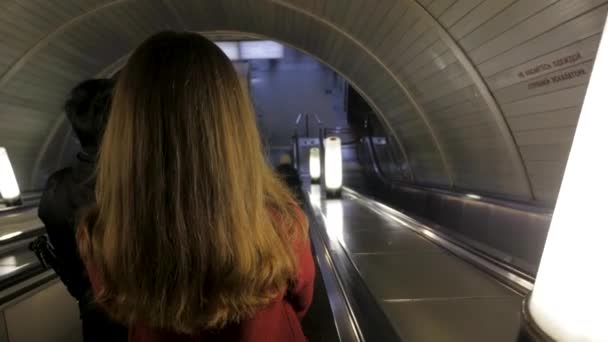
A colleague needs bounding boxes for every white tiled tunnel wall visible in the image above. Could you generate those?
[1,0,606,206]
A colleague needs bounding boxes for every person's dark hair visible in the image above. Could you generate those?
[65,79,114,149]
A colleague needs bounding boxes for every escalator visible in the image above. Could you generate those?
[304,185,524,342]
[288,125,529,341]
[0,194,81,342]
[0,173,531,342]
[0,182,358,342]
[0,193,53,300]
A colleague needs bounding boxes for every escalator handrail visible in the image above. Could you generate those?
[301,188,402,342]
[0,269,57,308]
[357,139,539,291]
[0,194,54,304]
[362,137,553,214]
[0,227,45,249]
[300,192,363,342]
[0,192,42,216]
[343,187,534,294]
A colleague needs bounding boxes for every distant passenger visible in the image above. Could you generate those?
[275,153,302,189]
[38,79,127,342]
[78,32,314,341]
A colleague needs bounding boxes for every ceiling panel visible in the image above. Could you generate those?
[404,49,455,81]
[458,0,559,52]
[478,5,607,77]
[450,0,518,39]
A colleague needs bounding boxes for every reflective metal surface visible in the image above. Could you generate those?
[344,187,535,292]
[351,141,551,278]
[305,184,401,342]
[0,193,41,214]
[309,185,524,342]
[0,196,46,297]
[382,297,522,342]
[0,251,39,286]
[306,207,363,342]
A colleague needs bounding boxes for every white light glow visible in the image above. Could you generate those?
[1,256,17,264]
[215,41,239,61]
[466,194,481,200]
[240,41,284,59]
[0,231,22,241]
[309,185,322,208]
[422,230,438,239]
[0,147,20,200]
[528,15,608,342]
[309,147,321,181]
[323,137,342,191]
[324,200,344,244]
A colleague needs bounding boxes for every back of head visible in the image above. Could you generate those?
[82,31,306,333]
[65,79,114,150]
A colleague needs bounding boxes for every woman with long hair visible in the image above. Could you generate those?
[78,31,314,341]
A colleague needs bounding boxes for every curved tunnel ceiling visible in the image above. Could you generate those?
[1,0,606,204]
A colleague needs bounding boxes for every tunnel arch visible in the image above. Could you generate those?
[1,0,604,204]
[31,30,420,191]
[6,0,450,192]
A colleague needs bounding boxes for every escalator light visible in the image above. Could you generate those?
[309,147,321,181]
[528,13,608,341]
[240,41,284,59]
[324,137,342,191]
[0,147,20,200]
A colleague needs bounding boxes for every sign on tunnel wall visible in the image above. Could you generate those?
[493,57,595,105]
[487,34,601,91]
[522,52,590,90]
[518,52,583,80]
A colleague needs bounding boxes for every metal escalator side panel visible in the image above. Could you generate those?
[301,187,401,342]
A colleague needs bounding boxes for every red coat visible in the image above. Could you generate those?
[84,216,315,342]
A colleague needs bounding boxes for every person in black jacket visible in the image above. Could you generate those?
[38,79,126,342]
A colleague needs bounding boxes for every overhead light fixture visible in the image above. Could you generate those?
[0,147,21,204]
[309,147,321,183]
[324,137,342,197]
[240,40,284,60]
[214,40,284,61]
[215,41,239,61]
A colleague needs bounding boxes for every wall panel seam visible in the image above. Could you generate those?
[412,0,535,199]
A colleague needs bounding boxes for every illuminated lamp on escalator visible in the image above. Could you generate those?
[309,147,321,183]
[0,147,21,206]
[323,137,342,198]
[522,13,608,342]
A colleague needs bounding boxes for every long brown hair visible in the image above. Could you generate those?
[78,31,307,333]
